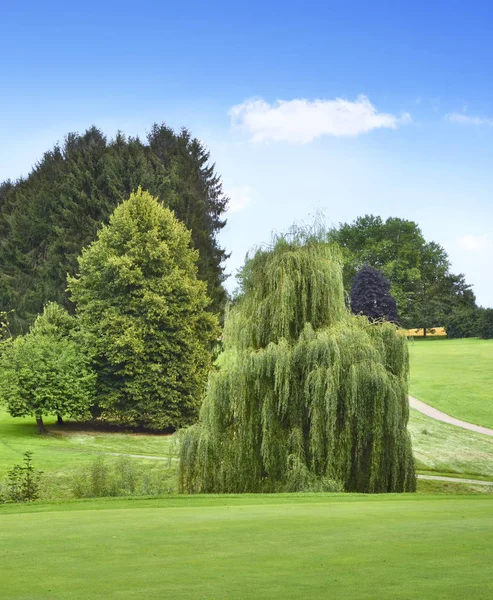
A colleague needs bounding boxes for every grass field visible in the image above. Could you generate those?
[0,411,176,498]
[409,338,493,428]
[1,407,492,498]
[408,409,493,480]
[1,494,493,599]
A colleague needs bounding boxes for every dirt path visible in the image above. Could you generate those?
[409,395,493,437]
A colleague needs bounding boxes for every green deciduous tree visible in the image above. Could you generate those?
[478,308,493,339]
[329,215,476,329]
[178,231,415,494]
[0,323,95,433]
[68,188,219,430]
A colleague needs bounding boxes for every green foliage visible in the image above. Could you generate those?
[179,232,415,493]
[443,306,480,339]
[70,455,175,498]
[30,301,75,339]
[0,452,42,503]
[0,310,12,340]
[478,308,493,339]
[0,125,228,333]
[68,189,219,430]
[329,215,476,329]
[0,311,95,432]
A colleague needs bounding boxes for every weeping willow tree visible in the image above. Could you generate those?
[178,231,416,493]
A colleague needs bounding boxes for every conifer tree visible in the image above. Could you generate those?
[68,189,219,430]
[0,125,228,332]
[178,232,416,493]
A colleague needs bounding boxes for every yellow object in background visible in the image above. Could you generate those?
[404,327,447,337]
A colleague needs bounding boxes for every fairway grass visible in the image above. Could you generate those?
[409,338,493,428]
[1,494,493,599]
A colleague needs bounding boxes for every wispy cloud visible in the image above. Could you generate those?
[446,112,493,127]
[458,235,491,252]
[229,95,411,144]
[225,185,253,213]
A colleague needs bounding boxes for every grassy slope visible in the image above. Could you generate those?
[1,494,493,599]
[2,407,493,498]
[409,338,493,428]
[0,411,176,498]
[408,409,493,480]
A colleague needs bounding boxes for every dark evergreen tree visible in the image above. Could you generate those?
[350,266,398,323]
[443,306,480,339]
[0,124,228,333]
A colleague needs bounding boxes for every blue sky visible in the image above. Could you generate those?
[2,1,493,306]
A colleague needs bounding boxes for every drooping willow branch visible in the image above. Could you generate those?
[178,232,416,493]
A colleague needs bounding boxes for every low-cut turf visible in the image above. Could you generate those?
[1,494,493,599]
[409,338,493,428]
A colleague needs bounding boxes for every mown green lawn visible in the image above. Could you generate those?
[408,338,493,428]
[1,494,492,599]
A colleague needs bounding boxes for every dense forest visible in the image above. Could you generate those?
[0,125,229,333]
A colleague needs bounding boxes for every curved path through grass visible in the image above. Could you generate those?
[409,396,493,437]
[409,338,493,428]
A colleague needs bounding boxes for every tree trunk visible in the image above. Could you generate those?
[36,417,46,434]
[423,328,427,338]
[57,414,64,426]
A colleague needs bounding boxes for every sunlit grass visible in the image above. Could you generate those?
[1,494,493,599]
[409,338,493,428]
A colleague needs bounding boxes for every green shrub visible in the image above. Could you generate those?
[70,456,176,498]
[0,452,42,503]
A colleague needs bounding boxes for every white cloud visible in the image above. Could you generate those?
[446,112,493,127]
[229,95,411,144]
[225,185,253,213]
[458,235,491,252]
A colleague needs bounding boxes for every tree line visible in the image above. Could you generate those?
[0,190,218,433]
[0,124,229,334]
[328,215,491,338]
[0,122,490,496]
